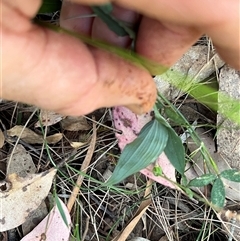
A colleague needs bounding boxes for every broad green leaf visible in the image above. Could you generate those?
[220,169,240,182]
[163,127,185,175]
[106,119,169,185]
[91,6,135,38]
[211,178,225,208]
[38,0,62,13]
[188,174,217,187]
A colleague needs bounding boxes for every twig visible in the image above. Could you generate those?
[67,117,97,212]
[82,216,90,241]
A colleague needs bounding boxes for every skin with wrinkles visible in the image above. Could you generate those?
[1,0,239,117]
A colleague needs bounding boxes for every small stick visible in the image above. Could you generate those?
[67,117,97,212]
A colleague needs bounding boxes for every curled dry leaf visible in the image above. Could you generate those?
[7,125,62,144]
[0,129,5,148]
[21,198,71,241]
[35,110,65,127]
[0,168,57,232]
[112,106,176,188]
[60,116,91,131]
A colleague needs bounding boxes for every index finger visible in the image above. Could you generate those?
[74,0,240,69]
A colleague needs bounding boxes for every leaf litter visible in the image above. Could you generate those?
[0,168,57,232]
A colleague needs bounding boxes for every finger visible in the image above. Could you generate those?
[75,0,240,69]
[136,17,201,66]
[92,5,139,47]
[60,1,93,35]
[2,13,156,115]
[60,1,139,48]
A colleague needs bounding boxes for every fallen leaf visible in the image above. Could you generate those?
[35,110,65,127]
[7,144,36,177]
[70,141,86,149]
[0,129,4,148]
[6,144,48,235]
[7,125,62,144]
[60,116,91,131]
[112,106,176,188]
[45,133,63,144]
[21,197,71,241]
[0,168,57,232]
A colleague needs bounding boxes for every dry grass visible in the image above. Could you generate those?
[1,99,238,241]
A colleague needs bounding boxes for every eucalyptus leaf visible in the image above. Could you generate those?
[164,127,185,175]
[106,119,169,186]
[220,169,240,182]
[188,173,217,187]
[211,178,225,208]
[38,0,61,13]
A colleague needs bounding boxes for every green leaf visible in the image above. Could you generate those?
[188,174,217,187]
[55,195,69,227]
[164,107,186,125]
[106,119,169,186]
[164,127,185,175]
[211,178,225,208]
[91,6,135,38]
[153,165,163,176]
[38,0,62,13]
[95,3,113,14]
[220,169,240,182]
[185,187,194,199]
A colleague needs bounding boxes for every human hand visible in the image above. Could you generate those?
[1,0,156,116]
[73,0,240,69]
[2,1,239,117]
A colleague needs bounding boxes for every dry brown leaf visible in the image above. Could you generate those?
[60,116,91,131]
[113,180,152,241]
[70,141,86,149]
[0,129,5,148]
[7,125,62,144]
[35,110,65,127]
[0,168,57,231]
[7,144,36,177]
[46,133,63,144]
[6,144,48,235]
